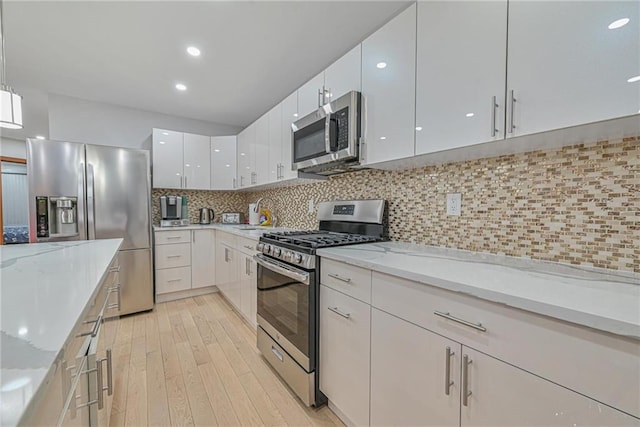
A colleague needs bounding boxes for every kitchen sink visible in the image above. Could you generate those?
[233,225,261,230]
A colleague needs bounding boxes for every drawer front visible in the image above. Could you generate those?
[372,271,640,418]
[155,243,191,269]
[321,258,372,304]
[319,285,371,427]
[155,230,191,245]
[216,230,236,247]
[237,236,258,256]
[156,266,191,294]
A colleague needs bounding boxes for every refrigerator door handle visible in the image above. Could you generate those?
[78,160,88,241]
[87,163,96,240]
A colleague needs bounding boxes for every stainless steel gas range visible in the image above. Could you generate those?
[254,199,386,406]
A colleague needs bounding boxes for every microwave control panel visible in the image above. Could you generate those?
[331,107,350,150]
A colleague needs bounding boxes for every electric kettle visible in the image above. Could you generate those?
[199,208,214,224]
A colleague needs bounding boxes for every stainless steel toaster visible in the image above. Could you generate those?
[221,212,244,224]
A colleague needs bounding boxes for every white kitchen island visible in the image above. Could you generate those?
[0,239,122,426]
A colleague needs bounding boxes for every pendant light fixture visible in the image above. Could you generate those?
[0,0,22,129]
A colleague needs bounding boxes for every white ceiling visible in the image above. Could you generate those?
[3,0,410,140]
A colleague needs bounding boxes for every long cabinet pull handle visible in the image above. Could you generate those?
[328,273,351,283]
[318,88,323,108]
[233,178,236,189]
[97,356,105,410]
[167,236,181,240]
[491,95,499,137]
[107,285,121,311]
[327,306,351,319]
[167,255,181,258]
[462,354,472,406]
[109,266,121,273]
[244,245,254,250]
[77,315,102,337]
[445,346,454,395]
[167,279,182,283]
[508,89,516,134]
[105,349,113,396]
[434,311,486,332]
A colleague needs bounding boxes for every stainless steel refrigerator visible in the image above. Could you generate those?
[27,138,153,315]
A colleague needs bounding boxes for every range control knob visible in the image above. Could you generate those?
[273,248,282,257]
[294,254,303,264]
[264,244,272,254]
[284,251,292,261]
[257,243,264,252]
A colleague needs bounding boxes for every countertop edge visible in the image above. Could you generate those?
[317,248,640,340]
[14,239,123,427]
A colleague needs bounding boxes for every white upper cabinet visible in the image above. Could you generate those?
[506,0,640,137]
[280,91,298,180]
[361,3,417,165]
[298,72,325,118]
[254,113,270,185]
[237,124,254,188]
[183,133,211,190]
[267,103,283,183]
[324,45,362,103]
[211,136,237,190]
[415,1,507,155]
[152,129,184,189]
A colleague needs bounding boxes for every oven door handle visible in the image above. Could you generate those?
[254,254,310,286]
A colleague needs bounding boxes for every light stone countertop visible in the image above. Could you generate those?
[316,242,640,340]
[0,239,123,427]
[153,223,292,241]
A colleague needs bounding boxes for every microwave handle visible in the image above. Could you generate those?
[324,114,332,154]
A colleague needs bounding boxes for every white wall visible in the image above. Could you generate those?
[48,94,241,149]
[0,138,27,159]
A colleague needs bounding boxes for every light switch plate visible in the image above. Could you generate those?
[446,193,462,216]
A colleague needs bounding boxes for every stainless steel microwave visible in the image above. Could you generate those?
[292,91,361,174]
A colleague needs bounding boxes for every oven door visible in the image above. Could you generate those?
[255,254,314,371]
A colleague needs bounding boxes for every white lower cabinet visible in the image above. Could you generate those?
[370,308,460,427]
[215,232,258,329]
[460,346,640,427]
[320,258,640,427]
[319,285,371,427]
[191,229,215,289]
[155,229,216,301]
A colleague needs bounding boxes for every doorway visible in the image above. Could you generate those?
[1,156,29,244]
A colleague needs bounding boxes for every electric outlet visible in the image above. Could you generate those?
[446,193,462,216]
[308,199,314,214]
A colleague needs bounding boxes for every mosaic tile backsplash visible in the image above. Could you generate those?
[155,136,639,272]
[151,189,246,225]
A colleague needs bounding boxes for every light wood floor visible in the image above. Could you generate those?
[109,292,344,427]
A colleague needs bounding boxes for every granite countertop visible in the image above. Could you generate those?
[317,242,640,340]
[0,239,123,426]
[153,223,292,240]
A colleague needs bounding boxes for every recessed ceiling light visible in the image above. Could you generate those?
[380,136,386,140]
[159,141,166,145]
[608,18,630,29]
[246,166,250,169]
[376,62,387,69]
[175,83,187,91]
[187,46,201,57]
[240,152,245,156]
[214,149,220,152]
[466,113,475,117]
[627,75,640,83]
[293,113,298,117]
[415,126,423,131]
[225,164,230,167]
[162,132,169,136]
[175,173,180,176]
[185,164,191,167]
[35,135,45,140]
[18,327,28,336]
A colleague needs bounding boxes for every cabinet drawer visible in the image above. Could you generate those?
[155,243,191,269]
[216,230,236,247]
[321,258,372,304]
[372,272,640,418]
[155,230,191,245]
[237,236,258,256]
[156,266,191,294]
[320,285,371,427]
